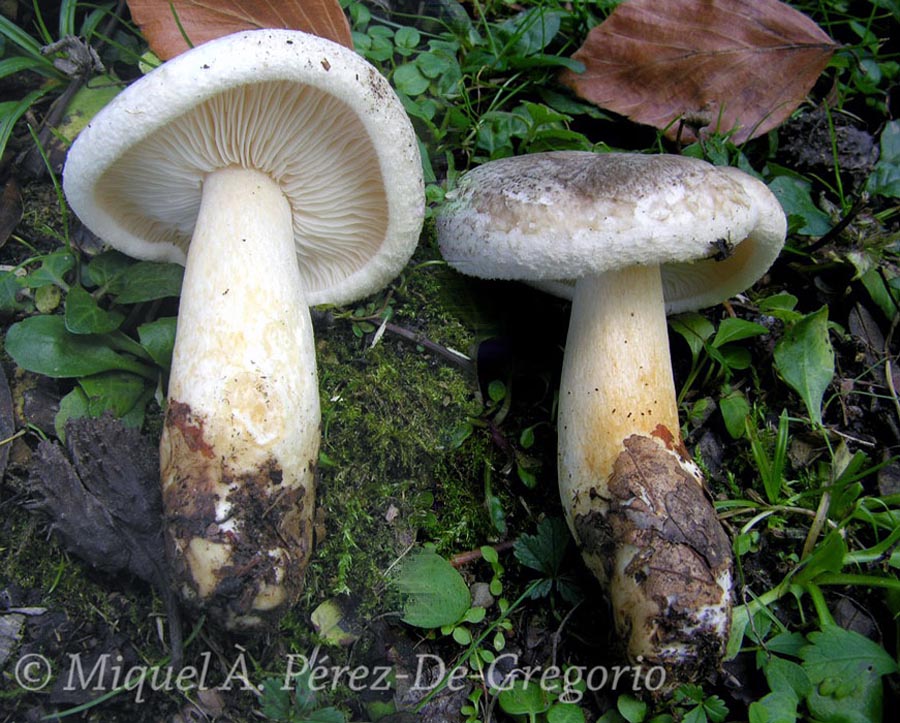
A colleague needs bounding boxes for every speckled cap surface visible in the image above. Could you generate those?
[436,151,786,313]
[63,29,424,307]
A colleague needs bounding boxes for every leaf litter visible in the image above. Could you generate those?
[561,0,837,143]
[27,413,183,665]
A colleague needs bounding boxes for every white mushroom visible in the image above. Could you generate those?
[436,151,785,679]
[63,29,424,629]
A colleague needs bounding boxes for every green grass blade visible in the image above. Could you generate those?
[0,87,53,160]
[0,55,54,80]
[59,0,79,38]
[0,12,47,56]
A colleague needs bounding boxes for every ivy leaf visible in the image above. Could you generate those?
[773,307,834,425]
[83,250,134,292]
[138,317,177,371]
[21,250,74,289]
[109,261,184,304]
[65,284,125,334]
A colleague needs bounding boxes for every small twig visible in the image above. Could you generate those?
[449,541,514,568]
[382,321,474,374]
[550,600,581,669]
[884,313,900,430]
[803,193,867,255]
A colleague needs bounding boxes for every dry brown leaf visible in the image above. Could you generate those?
[127,0,353,60]
[560,0,837,144]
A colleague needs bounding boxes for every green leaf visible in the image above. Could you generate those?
[55,387,90,442]
[748,690,800,723]
[452,625,472,645]
[83,250,134,291]
[764,656,811,699]
[720,388,750,439]
[866,119,900,198]
[617,694,648,723]
[548,703,587,723]
[79,371,148,419]
[497,679,551,715]
[0,88,54,160]
[487,379,507,402]
[499,7,563,55]
[768,175,832,236]
[0,270,30,314]
[796,530,847,585]
[773,307,834,425]
[800,626,898,682]
[393,62,430,96]
[765,632,809,658]
[65,284,125,334]
[393,26,420,53]
[56,76,122,143]
[395,549,471,628]
[800,626,897,723]
[416,51,454,79]
[669,313,715,364]
[137,317,177,371]
[109,261,183,303]
[514,517,570,576]
[5,315,149,378]
[21,250,75,289]
[711,318,769,347]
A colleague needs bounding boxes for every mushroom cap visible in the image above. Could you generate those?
[436,151,786,314]
[63,29,424,307]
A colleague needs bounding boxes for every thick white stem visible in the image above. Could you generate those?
[160,167,319,630]
[558,266,732,681]
[558,265,680,519]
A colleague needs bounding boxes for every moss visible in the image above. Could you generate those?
[309,246,497,604]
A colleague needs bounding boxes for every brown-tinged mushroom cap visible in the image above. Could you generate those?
[437,151,784,313]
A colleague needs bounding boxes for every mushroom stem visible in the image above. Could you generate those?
[160,166,319,630]
[558,265,732,679]
[559,265,679,497]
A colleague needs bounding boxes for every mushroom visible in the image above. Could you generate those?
[63,30,424,629]
[436,151,785,679]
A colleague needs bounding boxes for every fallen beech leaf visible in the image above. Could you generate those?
[561,0,837,144]
[127,0,353,60]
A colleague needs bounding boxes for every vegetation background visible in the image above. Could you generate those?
[0,0,898,721]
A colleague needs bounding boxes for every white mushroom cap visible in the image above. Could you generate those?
[437,151,785,314]
[63,29,424,307]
